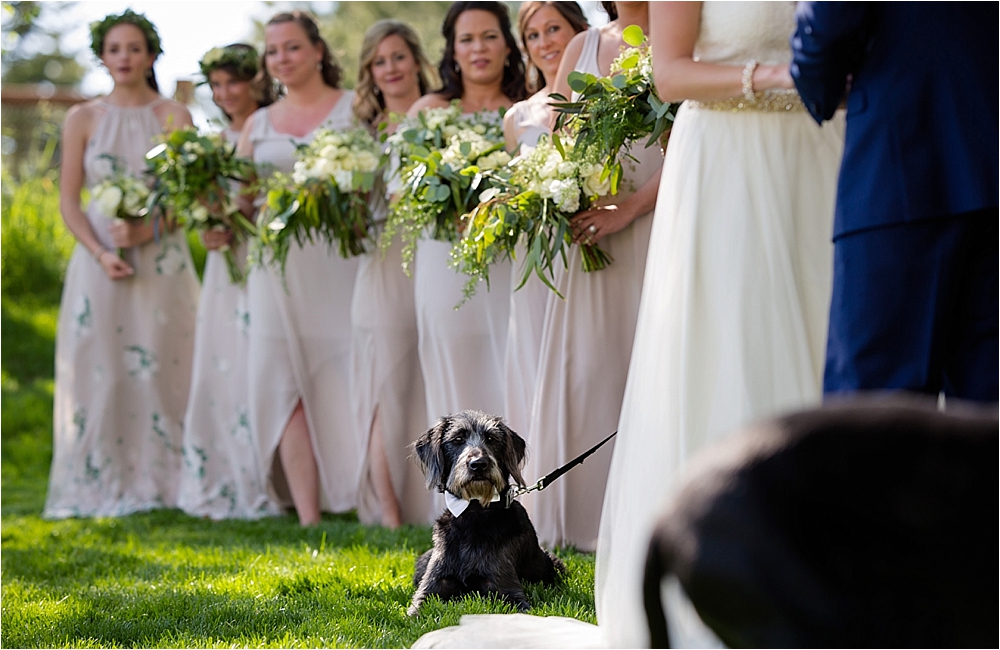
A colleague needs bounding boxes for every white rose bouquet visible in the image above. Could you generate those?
[450,133,612,303]
[145,127,256,283]
[254,126,381,276]
[383,101,509,274]
[90,154,152,258]
[550,25,679,192]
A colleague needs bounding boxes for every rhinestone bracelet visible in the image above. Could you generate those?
[742,59,759,103]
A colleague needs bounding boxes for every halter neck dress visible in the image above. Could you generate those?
[45,98,200,518]
[177,125,277,520]
[245,93,364,513]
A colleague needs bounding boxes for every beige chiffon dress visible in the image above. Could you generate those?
[502,97,553,440]
[413,110,511,428]
[45,99,201,519]
[245,94,364,513]
[177,126,278,520]
[351,161,435,526]
[523,27,663,552]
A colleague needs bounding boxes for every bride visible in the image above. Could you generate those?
[413,2,845,647]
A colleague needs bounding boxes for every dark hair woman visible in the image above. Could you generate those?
[403,1,522,455]
[45,9,200,518]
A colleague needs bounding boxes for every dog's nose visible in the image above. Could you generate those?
[468,457,488,473]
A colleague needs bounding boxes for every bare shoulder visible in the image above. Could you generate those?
[407,93,451,118]
[153,99,193,130]
[62,99,106,142]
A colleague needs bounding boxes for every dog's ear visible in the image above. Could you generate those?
[413,416,449,492]
[498,422,528,488]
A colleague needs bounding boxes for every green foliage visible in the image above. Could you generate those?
[0,169,76,302]
[145,127,257,283]
[552,26,680,186]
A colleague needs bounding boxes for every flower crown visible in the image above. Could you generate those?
[199,45,260,83]
[90,9,162,59]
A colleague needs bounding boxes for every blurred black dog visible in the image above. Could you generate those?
[642,397,998,648]
[408,410,565,616]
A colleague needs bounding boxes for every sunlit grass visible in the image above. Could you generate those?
[1,171,597,648]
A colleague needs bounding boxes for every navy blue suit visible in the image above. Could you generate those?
[791,2,998,402]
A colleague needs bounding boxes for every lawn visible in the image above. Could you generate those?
[0,171,597,648]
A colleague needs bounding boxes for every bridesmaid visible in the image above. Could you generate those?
[350,20,438,528]
[44,10,200,518]
[237,11,362,526]
[501,1,588,443]
[407,2,526,431]
[523,0,664,551]
[177,44,278,520]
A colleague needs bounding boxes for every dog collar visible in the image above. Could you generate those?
[445,490,500,517]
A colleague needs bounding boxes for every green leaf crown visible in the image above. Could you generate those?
[199,45,259,83]
[90,9,162,59]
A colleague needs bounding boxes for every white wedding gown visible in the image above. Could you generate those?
[412,3,845,647]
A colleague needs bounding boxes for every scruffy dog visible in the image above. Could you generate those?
[408,410,565,616]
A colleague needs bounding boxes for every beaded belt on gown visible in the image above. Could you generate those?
[687,89,805,113]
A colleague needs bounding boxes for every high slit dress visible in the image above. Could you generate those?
[245,94,363,513]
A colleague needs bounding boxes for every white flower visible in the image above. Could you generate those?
[333,170,354,192]
[582,166,611,198]
[190,203,210,223]
[473,124,487,135]
[549,178,580,214]
[537,149,563,180]
[478,150,512,171]
[443,124,459,139]
[557,160,578,178]
[93,184,123,217]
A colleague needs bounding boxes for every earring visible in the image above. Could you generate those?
[374,86,381,97]
[316,61,322,71]
[453,61,460,74]
[504,57,510,68]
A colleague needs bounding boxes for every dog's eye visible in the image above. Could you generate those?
[448,436,465,446]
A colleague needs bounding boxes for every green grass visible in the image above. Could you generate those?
[0,171,597,648]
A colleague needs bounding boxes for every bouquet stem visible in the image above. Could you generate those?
[580,243,613,273]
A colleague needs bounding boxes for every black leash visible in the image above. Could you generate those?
[505,431,617,508]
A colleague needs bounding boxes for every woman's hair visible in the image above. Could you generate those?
[516,1,589,94]
[601,2,619,22]
[353,20,439,126]
[437,1,527,103]
[89,9,162,92]
[201,43,276,121]
[258,11,342,95]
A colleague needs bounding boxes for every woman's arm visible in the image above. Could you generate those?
[650,2,792,104]
[59,104,134,279]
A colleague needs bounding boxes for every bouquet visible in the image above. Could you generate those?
[254,126,381,275]
[450,133,612,303]
[383,101,510,274]
[91,154,151,257]
[145,127,257,283]
[551,25,679,192]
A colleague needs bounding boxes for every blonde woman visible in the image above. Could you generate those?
[350,20,438,528]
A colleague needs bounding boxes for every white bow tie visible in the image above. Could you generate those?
[445,490,501,517]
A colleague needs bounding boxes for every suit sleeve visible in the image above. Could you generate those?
[790,1,873,124]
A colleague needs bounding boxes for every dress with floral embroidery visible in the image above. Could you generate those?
[176,128,279,520]
[44,99,201,518]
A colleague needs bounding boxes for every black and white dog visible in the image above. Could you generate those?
[408,410,565,616]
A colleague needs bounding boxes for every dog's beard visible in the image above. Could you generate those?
[448,466,505,503]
